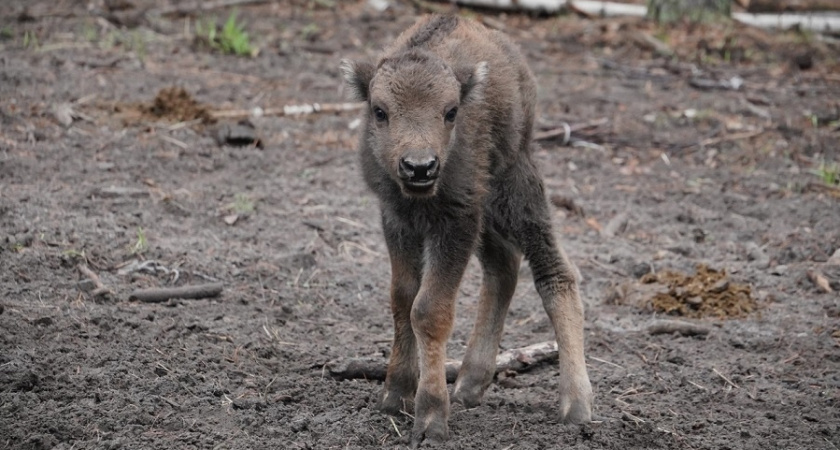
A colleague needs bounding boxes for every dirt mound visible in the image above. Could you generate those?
[642,264,756,318]
[139,86,213,123]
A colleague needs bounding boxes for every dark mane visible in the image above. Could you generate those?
[405,15,458,49]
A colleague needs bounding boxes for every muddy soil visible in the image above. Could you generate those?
[1,1,839,449]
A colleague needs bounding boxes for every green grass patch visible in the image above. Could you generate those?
[129,227,149,255]
[814,161,839,186]
[196,10,255,57]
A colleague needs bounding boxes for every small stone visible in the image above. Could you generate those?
[215,120,262,148]
[631,262,652,278]
[601,211,629,238]
[687,296,703,306]
[367,0,389,12]
[77,279,97,292]
[827,248,840,266]
[33,317,53,327]
[709,279,729,294]
[51,103,76,127]
[745,242,770,269]
[771,265,788,276]
[290,414,310,432]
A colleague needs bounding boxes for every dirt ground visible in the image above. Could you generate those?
[1,1,839,449]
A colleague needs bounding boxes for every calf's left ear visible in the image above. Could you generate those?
[455,61,489,104]
[339,59,376,102]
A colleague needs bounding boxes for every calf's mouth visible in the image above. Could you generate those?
[398,154,439,196]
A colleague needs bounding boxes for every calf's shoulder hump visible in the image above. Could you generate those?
[385,15,521,66]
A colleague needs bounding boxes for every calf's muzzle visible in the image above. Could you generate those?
[398,154,440,191]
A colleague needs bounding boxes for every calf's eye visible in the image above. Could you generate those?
[373,107,388,123]
[445,107,458,123]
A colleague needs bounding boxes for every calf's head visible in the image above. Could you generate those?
[340,50,487,197]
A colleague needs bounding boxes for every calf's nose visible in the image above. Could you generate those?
[399,155,439,180]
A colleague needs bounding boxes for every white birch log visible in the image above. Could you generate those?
[452,0,840,33]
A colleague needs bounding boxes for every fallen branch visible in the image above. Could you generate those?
[129,282,224,303]
[803,182,840,198]
[152,0,272,16]
[327,341,560,382]
[700,128,764,147]
[78,264,113,298]
[210,102,364,120]
[451,0,646,15]
[745,0,840,13]
[450,0,840,33]
[647,319,711,337]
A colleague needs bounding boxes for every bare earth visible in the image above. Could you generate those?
[1,1,839,449]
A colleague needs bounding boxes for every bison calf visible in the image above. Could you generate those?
[340,15,592,446]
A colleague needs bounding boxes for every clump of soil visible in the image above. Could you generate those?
[642,264,756,318]
[140,86,213,123]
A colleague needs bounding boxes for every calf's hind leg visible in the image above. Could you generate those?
[513,167,593,423]
[528,244,592,423]
[452,229,521,408]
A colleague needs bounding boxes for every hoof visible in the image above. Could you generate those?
[410,418,448,448]
[451,383,483,409]
[558,375,593,424]
[378,389,414,416]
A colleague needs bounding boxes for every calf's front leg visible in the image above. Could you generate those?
[409,225,477,447]
[379,222,422,415]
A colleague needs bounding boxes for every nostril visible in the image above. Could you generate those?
[399,157,415,178]
[400,155,439,180]
[426,157,439,177]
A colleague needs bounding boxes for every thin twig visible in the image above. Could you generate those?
[534,117,609,141]
[700,128,764,147]
[687,379,707,391]
[590,356,624,369]
[78,264,113,298]
[622,410,646,424]
[158,134,189,149]
[712,368,740,389]
[389,417,402,437]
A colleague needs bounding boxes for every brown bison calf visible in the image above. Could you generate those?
[340,15,592,447]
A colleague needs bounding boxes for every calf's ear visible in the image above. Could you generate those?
[339,59,376,102]
[455,61,489,104]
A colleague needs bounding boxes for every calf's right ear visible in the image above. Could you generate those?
[339,59,376,102]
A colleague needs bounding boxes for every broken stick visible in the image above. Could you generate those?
[210,102,364,120]
[78,264,113,298]
[129,282,224,303]
[534,117,609,142]
[327,340,560,382]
